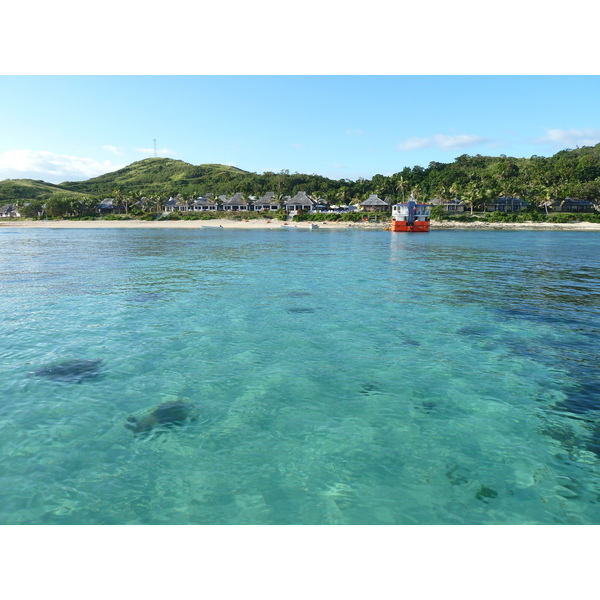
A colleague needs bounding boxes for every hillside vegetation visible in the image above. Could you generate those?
[59,158,249,197]
[1,144,600,212]
[0,179,87,201]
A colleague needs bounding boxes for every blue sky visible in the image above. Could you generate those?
[1,75,599,184]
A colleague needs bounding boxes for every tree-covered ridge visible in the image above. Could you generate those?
[1,144,600,208]
[0,179,87,200]
[59,158,250,196]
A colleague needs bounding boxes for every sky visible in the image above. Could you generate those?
[1,75,599,185]
[1,2,598,186]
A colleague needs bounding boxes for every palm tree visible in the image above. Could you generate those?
[68,197,82,217]
[461,182,482,215]
[123,192,139,215]
[410,184,422,201]
[394,176,407,201]
[150,195,163,214]
[336,186,350,205]
[540,184,561,215]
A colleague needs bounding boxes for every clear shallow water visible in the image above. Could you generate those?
[1,226,600,524]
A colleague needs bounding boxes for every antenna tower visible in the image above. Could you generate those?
[153,139,157,157]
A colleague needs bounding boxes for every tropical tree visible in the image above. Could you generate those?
[68,197,83,216]
[539,184,562,214]
[336,186,351,205]
[18,200,44,218]
[461,182,486,215]
[393,175,407,201]
[410,184,423,201]
[44,197,71,217]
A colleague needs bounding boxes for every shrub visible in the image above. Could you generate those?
[429,205,447,220]
[546,213,578,223]
[102,214,132,220]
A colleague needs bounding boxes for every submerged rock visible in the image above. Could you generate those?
[475,485,498,501]
[126,292,165,303]
[360,382,382,396]
[33,358,103,383]
[125,401,199,437]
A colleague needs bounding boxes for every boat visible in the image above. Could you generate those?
[390,195,431,232]
[309,223,319,230]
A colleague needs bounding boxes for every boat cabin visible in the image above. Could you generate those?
[390,196,431,232]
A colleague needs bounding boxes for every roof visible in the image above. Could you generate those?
[360,194,388,207]
[193,197,217,205]
[555,197,595,205]
[429,197,461,205]
[256,192,277,202]
[488,196,529,206]
[254,192,280,206]
[284,191,316,206]
[222,192,249,206]
[98,198,120,207]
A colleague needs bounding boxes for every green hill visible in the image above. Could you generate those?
[59,158,250,197]
[0,179,87,202]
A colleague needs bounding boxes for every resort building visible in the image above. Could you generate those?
[162,197,178,213]
[284,191,317,214]
[98,198,124,214]
[551,198,597,213]
[360,194,389,212]
[485,195,529,212]
[221,192,251,211]
[429,197,465,212]
[0,203,20,218]
[191,196,219,211]
[175,195,192,211]
[252,192,281,211]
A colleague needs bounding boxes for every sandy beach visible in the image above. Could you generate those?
[0,218,382,230]
[1,218,600,231]
[431,220,600,231]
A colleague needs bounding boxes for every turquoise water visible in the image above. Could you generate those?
[1,226,600,524]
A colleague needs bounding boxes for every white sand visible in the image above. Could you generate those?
[1,218,599,231]
[0,218,381,230]
[431,220,600,230]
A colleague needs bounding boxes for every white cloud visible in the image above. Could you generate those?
[346,129,368,136]
[102,145,124,155]
[398,133,489,152]
[397,137,434,151]
[0,149,125,183]
[534,128,600,147]
[135,147,175,156]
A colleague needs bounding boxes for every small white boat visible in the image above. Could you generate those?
[309,223,319,230]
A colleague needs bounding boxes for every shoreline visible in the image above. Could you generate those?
[1,218,600,231]
[431,220,600,230]
[0,218,385,230]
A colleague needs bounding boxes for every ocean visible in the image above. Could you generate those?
[1,226,599,524]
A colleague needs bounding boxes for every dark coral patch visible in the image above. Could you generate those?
[34,359,103,383]
[125,401,198,438]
